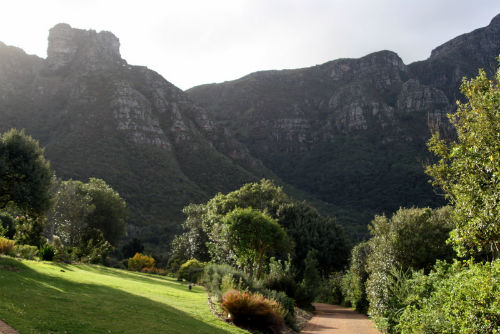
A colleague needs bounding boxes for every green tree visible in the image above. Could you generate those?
[48,180,94,246]
[0,129,53,216]
[427,67,500,258]
[223,207,289,279]
[83,178,127,246]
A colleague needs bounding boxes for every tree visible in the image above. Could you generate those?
[277,201,349,276]
[48,179,94,246]
[0,129,53,216]
[426,66,500,258]
[83,178,127,246]
[223,207,289,279]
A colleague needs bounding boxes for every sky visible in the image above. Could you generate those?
[0,1,498,90]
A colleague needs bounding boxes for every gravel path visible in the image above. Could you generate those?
[301,303,380,334]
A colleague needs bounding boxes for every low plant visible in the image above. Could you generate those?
[141,267,167,275]
[128,253,155,271]
[0,237,15,255]
[12,244,38,260]
[222,289,284,334]
[203,263,253,299]
[39,244,56,261]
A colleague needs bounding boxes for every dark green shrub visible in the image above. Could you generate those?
[14,215,45,247]
[222,289,284,334]
[0,212,16,239]
[39,244,55,261]
[398,260,500,334]
[341,241,371,313]
[13,244,38,259]
[177,259,205,283]
[260,289,295,325]
[316,272,344,305]
[76,228,113,264]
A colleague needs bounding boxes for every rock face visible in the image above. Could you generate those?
[187,15,500,236]
[0,24,267,246]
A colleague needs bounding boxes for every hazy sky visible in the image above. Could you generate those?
[0,1,498,90]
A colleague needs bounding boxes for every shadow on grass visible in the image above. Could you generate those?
[0,257,240,334]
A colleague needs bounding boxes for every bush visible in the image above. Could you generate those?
[0,212,16,239]
[14,215,45,247]
[128,253,155,271]
[0,237,15,255]
[341,241,371,313]
[203,263,253,299]
[222,289,284,334]
[177,259,206,283]
[316,272,344,305]
[39,244,55,261]
[76,228,113,264]
[398,260,500,334]
[260,289,295,324]
[12,244,38,259]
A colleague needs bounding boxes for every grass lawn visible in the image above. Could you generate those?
[0,256,249,334]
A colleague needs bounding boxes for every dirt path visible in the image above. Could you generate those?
[301,303,380,334]
[0,320,18,334]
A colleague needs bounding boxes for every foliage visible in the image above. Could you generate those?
[341,241,371,313]
[203,263,253,300]
[174,179,349,280]
[316,272,344,305]
[398,260,500,334]
[222,289,284,334]
[128,252,155,271]
[12,244,38,260]
[177,259,206,283]
[83,178,127,246]
[223,207,289,279]
[14,215,45,246]
[0,257,249,334]
[47,180,94,246]
[0,212,16,239]
[426,67,500,258]
[300,249,321,300]
[0,129,54,216]
[276,201,349,276]
[47,178,126,248]
[39,244,55,261]
[364,207,454,331]
[75,228,113,264]
[121,238,144,259]
[0,237,15,255]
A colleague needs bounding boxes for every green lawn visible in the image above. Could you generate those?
[0,256,249,334]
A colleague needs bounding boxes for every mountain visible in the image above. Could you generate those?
[0,16,498,246]
[0,23,272,247]
[186,15,500,238]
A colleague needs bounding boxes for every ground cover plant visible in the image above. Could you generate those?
[0,256,248,334]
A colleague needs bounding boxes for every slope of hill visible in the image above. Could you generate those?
[0,256,248,333]
[187,15,500,237]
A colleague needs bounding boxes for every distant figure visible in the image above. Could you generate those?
[188,283,192,291]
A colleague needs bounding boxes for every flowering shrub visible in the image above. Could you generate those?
[128,253,155,271]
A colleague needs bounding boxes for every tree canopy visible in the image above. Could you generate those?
[223,207,289,279]
[426,66,500,258]
[0,129,53,216]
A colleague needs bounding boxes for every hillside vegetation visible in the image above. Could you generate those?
[0,256,248,334]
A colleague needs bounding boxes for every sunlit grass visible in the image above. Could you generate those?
[0,256,248,334]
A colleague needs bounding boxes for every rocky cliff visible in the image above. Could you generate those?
[187,15,500,237]
[0,24,270,247]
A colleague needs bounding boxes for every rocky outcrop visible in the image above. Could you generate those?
[47,23,124,73]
